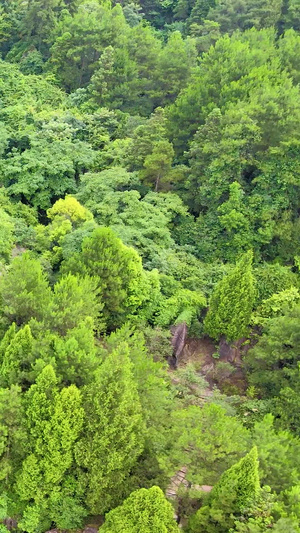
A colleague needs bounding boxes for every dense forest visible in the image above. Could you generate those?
[1,0,300,532]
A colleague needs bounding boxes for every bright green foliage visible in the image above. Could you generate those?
[0,0,300,528]
[104,326,174,488]
[279,484,300,523]
[0,119,94,211]
[75,343,145,514]
[252,287,300,327]
[217,182,253,260]
[251,414,300,492]
[47,195,93,225]
[17,365,85,532]
[0,385,24,496]
[62,227,147,329]
[188,448,260,533]
[76,168,140,210]
[170,403,248,485]
[278,30,300,84]
[246,305,300,398]
[212,447,260,510]
[229,487,283,533]
[155,287,206,327]
[101,486,179,532]
[0,324,33,388]
[50,273,103,335]
[204,251,255,341]
[0,209,14,263]
[35,196,96,269]
[49,317,98,387]
[77,167,189,269]
[0,253,52,327]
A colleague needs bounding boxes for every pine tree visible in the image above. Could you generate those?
[142,140,174,192]
[171,403,248,486]
[204,250,255,341]
[51,317,98,387]
[75,342,145,514]
[101,486,179,533]
[104,326,174,489]
[89,46,115,106]
[154,32,197,106]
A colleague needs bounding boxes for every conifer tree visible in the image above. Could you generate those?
[101,485,179,532]
[0,253,51,327]
[50,273,102,336]
[188,447,260,533]
[63,227,145,329]
[16,365,85,533]
[171,403,248,485]
[75,342,145,514]
[211,446,260,511]
[204,250,255,341]
[142,140,174,192]
[0,385,24,496]
[0,324,33,388]
[104,326,174,488]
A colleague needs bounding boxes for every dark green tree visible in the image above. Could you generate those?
[142,140,174,192]
[207,0,282,33]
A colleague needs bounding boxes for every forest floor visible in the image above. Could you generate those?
[177,336,248,394]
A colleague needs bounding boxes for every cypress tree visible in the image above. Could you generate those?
[211,446,260,511]
[204,250,255,341]
[0,324,33,388]
[75,342,145,514]
[188,447,260,533]
[101,485,179,533]
[63,227,145,329]
[16,365,85,533]
[0,253,51,327]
